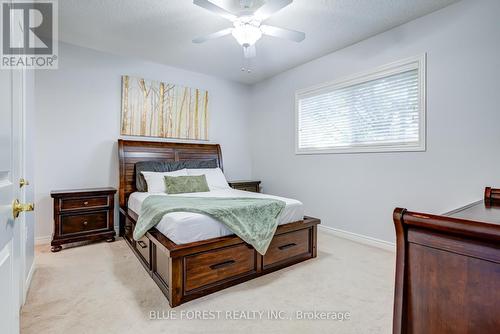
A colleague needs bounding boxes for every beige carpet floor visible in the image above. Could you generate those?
[21,232,395,334]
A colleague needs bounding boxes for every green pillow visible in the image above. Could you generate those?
[164,175,210,194]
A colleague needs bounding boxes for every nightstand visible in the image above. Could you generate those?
[228,180,261,193]
[50,187,117,252]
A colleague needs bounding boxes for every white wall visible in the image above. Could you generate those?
[249,0,500,243]
[35,1,500,244]
[34,43,253,239]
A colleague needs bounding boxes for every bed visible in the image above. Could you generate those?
[118,139,320,307]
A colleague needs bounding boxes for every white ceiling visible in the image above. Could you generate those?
[58,0,459,84]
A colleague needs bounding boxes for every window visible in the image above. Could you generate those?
[296,55,426,154]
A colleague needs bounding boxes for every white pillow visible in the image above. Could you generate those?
[141,169,188,193]
[186,168,229,190]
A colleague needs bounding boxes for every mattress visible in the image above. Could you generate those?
[128,188,304,244]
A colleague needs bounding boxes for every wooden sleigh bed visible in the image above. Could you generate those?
[118,139,320,307]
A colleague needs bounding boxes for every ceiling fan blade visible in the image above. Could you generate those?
[193,0,237,21]
[243,44,256,58]
[260,25,305,42]
[192,28,233,43]
[254,0,293,21]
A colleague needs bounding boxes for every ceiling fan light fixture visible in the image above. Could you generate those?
[192,0,305,61]
[231,20,262,46]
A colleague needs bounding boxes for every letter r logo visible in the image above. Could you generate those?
[2,1,53,55]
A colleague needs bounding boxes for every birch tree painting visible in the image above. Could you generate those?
[121,75,209,140]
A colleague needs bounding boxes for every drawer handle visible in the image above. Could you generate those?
[278,243,297,250]
[83,201,89,206]
[137,240,148,249]
[82,221,88,226]
[210,260,235,270]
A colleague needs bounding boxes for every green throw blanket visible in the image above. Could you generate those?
[134,196,286,255]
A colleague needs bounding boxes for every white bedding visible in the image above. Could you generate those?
[128,189,304,244]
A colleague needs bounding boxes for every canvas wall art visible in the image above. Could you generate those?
[121,75,209,140]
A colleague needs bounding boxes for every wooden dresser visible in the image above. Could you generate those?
[51,187,117,252]
[393,187,500,334]
[228,180,261,193]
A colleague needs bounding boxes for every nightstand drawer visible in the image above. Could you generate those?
[61,196,109,211]
[61,211,108,235]
[228,181,261,193]
[238,185,259,192]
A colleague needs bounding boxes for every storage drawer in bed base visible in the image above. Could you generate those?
[120,208,320,307]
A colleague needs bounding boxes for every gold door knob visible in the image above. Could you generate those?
[19,178,30,188]
[12,199,34,219]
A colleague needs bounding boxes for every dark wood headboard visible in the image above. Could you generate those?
[118,139,223,208]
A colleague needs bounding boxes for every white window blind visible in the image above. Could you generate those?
[296,56,426,154]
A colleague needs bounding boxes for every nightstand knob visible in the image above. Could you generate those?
[83,201,89,206]
[83,221,88,226]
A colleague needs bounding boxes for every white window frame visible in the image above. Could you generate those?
[295,54,426,155]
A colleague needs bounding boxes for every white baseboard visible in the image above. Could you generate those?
[36,227,395,251]
[35,235,51,245]
[23,262,35,305]
[318,225,395,252]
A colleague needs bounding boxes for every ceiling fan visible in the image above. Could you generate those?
[192,0,305,58]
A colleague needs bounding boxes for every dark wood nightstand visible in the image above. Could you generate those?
[228,180,261,193]
[50,187,117,252]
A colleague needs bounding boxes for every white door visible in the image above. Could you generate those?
[1,0,34,331]
[0,67,21,334]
